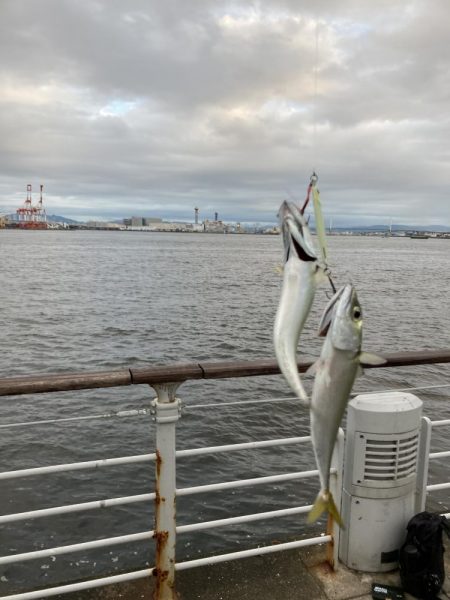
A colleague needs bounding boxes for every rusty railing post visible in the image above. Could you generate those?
[151,382,182,600]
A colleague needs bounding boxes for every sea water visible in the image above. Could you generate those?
[0,230,449,591]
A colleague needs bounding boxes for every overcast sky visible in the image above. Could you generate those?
[1,0,449,225]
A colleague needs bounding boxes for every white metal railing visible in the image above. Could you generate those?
[0,383,447,599]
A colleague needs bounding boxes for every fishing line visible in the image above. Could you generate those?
[309,22,338,297]
[0,408,150,429]
[311,20,319,171]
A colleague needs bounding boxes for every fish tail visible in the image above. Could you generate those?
[308,491,344,528]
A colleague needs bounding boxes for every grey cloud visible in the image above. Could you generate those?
[0,0,449,226]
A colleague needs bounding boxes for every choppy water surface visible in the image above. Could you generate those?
[0,230,449,592]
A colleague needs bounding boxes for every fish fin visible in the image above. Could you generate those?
[275,264,284,275]
[308,492,345,528]
[317,285,345,336]
[359,352,387,366]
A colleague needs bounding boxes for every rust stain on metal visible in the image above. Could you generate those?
[156,449,162,479]
[153,529,173,600]
[326,513,335,569]
[153,530,169,543]
[153,568,170,599]
[317,560,335,575]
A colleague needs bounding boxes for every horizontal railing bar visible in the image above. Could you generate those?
[177,505,313,534]
[0,454,156,480]
[177,470,322,496]
[0,437,311,480]
[429,451,450,460]
[175,535,332,571]
[0,493,155,524]
[0,536,332,598]
[352,383,450,397]
[0,470,320,523]
[0,349,449,396]
[0,369,134,397]
[0,531,155,566]
[426,482,450,491]
[0,505,315,567]
[176,436,311,458]
[0,568,154,600]
[432,419,450,427]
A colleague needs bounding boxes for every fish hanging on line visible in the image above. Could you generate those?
[306,284,386,527]
[273,201,327,405]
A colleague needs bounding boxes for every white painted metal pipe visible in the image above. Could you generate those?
[426,482,450,491]
[176,436,311,457]
[0,568,154,600]
[0,454,156,480]
[431,419,450,427]
[0,536,332,599]
[352,384,450,397]
[0,493,155,524]
[0,531,154,566]
[0,469,321,524]
[177,469,322,496]
[0,437,310,481]
[152,387,180,600]
[175,535,331,570]
[0,505,314,567]
[429,451,450,459]
[177,505,313,533]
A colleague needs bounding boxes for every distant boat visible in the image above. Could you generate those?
[409,234,429,239]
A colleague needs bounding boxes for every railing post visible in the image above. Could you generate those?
[415,416,432,513]
[151,382,182,600]
[327,428,345,570]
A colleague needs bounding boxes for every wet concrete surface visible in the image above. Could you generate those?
[54,539,450,600]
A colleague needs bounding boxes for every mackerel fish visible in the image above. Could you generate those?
[307,284,385,526]
[273,201,325,405]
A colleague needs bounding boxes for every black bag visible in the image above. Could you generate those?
[399,511,450,599]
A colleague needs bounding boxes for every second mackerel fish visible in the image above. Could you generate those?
[307,284,385,526]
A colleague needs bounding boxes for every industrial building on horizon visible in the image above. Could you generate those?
[120,207,242,234]
[7,185,48,229]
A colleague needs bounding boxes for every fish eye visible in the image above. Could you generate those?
[353,306,362,320]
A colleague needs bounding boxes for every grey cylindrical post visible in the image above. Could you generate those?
[152,383,181,600]
[339,392,422,572]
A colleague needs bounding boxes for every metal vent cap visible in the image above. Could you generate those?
[347,392,422,436]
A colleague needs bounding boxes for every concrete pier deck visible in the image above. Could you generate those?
[56,539,450,600]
